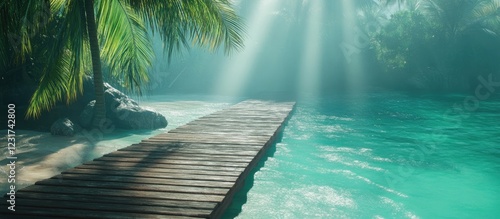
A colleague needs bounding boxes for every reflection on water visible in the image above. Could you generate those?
[225,93,500,218]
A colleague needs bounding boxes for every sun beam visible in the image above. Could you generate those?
[212,0,283,97]
[297,0,324,100]
[341,0,366,94]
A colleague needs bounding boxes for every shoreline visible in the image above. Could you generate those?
[0,129,159,195]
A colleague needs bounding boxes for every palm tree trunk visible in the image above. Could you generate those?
[84,0,106,128]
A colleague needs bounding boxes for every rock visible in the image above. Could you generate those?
[104,83,168,129]
[79,83,168,130]
[50,118,76,136]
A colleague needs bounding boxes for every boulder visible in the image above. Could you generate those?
[50,118,77,136]
[80,83,168,130]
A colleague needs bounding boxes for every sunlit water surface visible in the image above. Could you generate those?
[219,93,500,219]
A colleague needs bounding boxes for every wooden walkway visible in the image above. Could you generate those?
[1,100,295,218]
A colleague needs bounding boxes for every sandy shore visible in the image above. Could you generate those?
[0,130,151,195]
[0,98,232,195]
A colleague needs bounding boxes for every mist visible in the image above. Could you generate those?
[148,0,357,99]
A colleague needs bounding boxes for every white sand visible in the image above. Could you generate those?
[0,130,143,194]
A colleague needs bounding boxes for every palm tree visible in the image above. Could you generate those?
[417,0,500,88]
[418,0,500,39]
[1,0,244,127]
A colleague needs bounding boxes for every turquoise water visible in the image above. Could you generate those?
[222,93,500,218]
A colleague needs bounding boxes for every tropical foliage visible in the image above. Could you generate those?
[371,0,500,90]
[0,0,244,121]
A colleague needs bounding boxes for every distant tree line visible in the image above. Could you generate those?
[362,0,500,91]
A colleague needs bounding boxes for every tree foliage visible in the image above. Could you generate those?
[0,0,245,118]
[371,0,500,90]
[373,11,438,72]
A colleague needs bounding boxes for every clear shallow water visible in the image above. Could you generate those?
[222,93,500,218]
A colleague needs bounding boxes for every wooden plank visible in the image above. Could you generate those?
[122,147,261,156]
[82,160,246,173]
[167,128,278,135]
[0,211,56,219]
[52,173,235,188]
[20,185,225,203]
[168,129,278,136]
[109,150,257,159]
[175,121,283,127]
[94,156,249,168]
[63,168,240,182]
[75,164,243,177]
[126,143,264,152]
[146,135,271,142]
[104,151,254,163]
[15,191,217,209]
[181,121,283,127]
[141,138,268,146]
[36,178,230,195]
[13,198,213,217]
[122,146,261,156]
[195,116,286,121]
[167,129,277,135]
[0,205,198,219]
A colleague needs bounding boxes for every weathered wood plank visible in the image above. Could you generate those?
[126,142,264,152]
[104,151,254,163]
[76,164,243,177]
[13,198,213,217]
[36,178,230,195]
[82,160,246,173]
[53,173,235,188]
[63,168,239,182]
[108,150,257,159]
[20,185,225,203]
[145,135,271,143]
[94,156,250,168]
[16,191,218,209]
[0,205,199,219]
[141,138,268,146]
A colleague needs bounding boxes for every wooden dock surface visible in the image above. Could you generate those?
[1,100,295,218]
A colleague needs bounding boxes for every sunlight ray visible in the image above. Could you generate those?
[341,0,366,93]
[213,0,283,96]
[297,0,324,100]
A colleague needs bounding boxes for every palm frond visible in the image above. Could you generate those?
[130,0,245,60]
[0,0,51,70]
[26,0,87,118]
[97,0,154,94]
[26,50,71,118]
[418,0,500,37]
[468,0,500,33]
[193,0,246,54]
